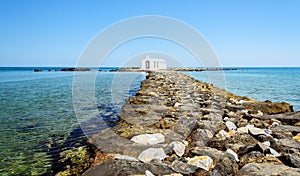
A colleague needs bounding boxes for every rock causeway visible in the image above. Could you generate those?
[79,70,299,176]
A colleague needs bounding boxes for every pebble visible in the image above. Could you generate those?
[131,133,165,145]
[138,148,167,163]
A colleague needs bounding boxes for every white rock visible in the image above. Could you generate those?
[170,141,186,157]
[163,174,183,176]
[138,148,167,163]
[226,121,237,130]
[148,92,159,97]
[145,170,155,176]
[228,111,237,117]
[187,156,214,171]
[241,109,249,114]
[269,147,281,157]
[264,129,272,135]
[205,129,214,139]
[246,125,267,135]
[216,130,230,140]
[257,110,264,116]
[131,133,165,145]
[114,155,139,162]
[237,127,249,134]
[174,102,182,108]
[263,141,271,147]
[272,122,280,127]
[183,140,189,146]
[226,149,239,162]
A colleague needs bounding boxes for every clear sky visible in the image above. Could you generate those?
[0,0,299,67]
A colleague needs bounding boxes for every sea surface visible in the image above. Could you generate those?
[187,67,300,111]
[0,67,299,175]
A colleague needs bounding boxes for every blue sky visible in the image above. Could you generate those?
[0,0,299,67]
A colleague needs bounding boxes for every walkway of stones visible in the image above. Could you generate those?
[84,71,300,176]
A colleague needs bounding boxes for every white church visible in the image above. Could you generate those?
[141,54,167,70]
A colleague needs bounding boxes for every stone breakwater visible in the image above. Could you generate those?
[83,71,300,176]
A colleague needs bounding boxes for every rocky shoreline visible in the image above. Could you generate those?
[74,71,299,175]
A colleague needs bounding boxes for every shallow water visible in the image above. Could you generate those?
[0,68,144,175]
[188,67,300,110]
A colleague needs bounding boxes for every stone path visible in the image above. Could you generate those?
[83,71,300,176]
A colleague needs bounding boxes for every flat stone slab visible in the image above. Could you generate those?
[236,163,300,176]
[131,133,165,145]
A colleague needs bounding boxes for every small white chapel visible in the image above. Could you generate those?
[141,54,167,70]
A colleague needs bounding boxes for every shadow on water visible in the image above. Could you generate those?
[42,73,145,175]
[43,104,120,175]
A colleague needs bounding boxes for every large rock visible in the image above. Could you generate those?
[138,148,167,163]
[190,147,239,175]
[169,141,186,157]
[236,163,300,176]
[131,133,165,145]
[187,156,214,171]
[83,158,173,176]
[171,160,197,174]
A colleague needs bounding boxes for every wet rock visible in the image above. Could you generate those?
[187,156,214,171]
[131,133,165,145]
[236,163,300,176]
[171,160,197,174]
[138,148,167,163]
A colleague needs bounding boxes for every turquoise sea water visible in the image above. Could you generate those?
[188,67,300,111]
[0,67,299,175]
[0,68,145,175]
